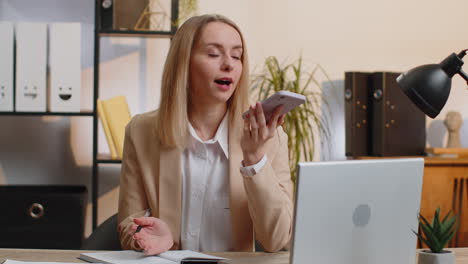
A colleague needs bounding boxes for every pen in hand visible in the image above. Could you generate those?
[133,209,151,236]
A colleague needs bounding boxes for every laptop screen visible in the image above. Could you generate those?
[290,158,423,264]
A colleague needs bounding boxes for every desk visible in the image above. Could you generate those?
[2,248,468,264]
[0,249,284,263]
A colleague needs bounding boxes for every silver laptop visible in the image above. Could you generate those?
[290,158,424,264]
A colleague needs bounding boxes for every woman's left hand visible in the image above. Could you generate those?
[241,102,285,166]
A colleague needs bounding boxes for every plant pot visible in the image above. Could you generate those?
[418,250,455,264]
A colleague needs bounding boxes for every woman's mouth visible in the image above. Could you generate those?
[214,78,233,91]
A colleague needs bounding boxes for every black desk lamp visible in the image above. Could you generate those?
[396,49,468,118]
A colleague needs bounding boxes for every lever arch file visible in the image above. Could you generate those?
[345,72,373,157]
[0,22,14,112]
[49,23,81,112]
[371,72,426,156]
[15,22,47,112]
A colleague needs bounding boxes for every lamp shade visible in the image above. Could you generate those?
[397,51,468,119]
[396,64,451,118]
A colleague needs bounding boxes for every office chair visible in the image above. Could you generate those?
[81,213,121,250]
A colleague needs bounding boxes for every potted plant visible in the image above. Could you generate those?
[414,208,458,264]
[251,56,331,181]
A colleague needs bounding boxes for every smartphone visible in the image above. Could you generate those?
[242,90,306,122]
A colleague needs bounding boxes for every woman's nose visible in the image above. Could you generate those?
[221,57,234,72]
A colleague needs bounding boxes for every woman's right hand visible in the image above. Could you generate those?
[131,216,174,255]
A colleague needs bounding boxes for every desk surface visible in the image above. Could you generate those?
[2,248,468,264]
[0,249,284,263]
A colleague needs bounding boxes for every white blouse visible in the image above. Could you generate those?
[180,114,266,251]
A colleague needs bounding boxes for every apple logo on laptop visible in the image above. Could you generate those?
[353,204,371,227]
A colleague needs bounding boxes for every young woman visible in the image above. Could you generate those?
[118,14,293,255]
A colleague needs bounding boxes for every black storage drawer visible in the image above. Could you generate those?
[0,185,87,249]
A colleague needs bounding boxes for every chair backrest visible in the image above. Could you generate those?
[81,213,121,250]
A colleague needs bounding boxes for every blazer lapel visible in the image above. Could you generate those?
[159,146,182,249]
[228,118,254,251]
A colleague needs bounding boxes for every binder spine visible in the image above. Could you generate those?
[371,72,385,156]
[0,22,14,111]
[15,22,47,112]
[49,23,81,112]
[345,72,372,157]
[345,72,353,156]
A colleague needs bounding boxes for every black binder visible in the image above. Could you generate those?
[371,72,426,156]
[345,72,373,157]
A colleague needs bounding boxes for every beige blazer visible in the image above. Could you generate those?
[117,110,293,252]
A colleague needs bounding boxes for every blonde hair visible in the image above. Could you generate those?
[157,14,250,148]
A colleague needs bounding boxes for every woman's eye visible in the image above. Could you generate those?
[232,56,241,60]
[208,54,219,57]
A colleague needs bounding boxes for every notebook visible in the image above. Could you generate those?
[79,250,224,264]
[98,95,132,159]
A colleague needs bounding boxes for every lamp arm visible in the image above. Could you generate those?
[456,49,468,84]
[458,49,468,58]
[459,69,468,84]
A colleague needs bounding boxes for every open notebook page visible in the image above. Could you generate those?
[80,250,223,264]
[159,251,223,262]
[79,251,173,264]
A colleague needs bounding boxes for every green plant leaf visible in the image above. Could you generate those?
[419,217,441,250]
[439,229,456,248]
[419,214,434,233]
[440,215,456,236]
[413,230,439,253]
[433,209,442,239]
[432,208,440,226]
